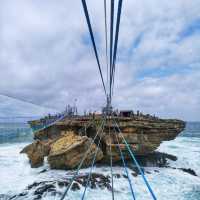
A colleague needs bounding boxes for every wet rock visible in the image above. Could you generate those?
[114,173,121,178]
[18,192,28,197]
[131,172,138,177]
[57,181,69,188]
[134,152,178,167]
[9,192,30,200]
[74,173,111,190]
[27,182,43,190]
[39,169,48,173]
[123,174,128,179]
[48,132,103,169]
[71,182,80,191]
[165,166,198,177]
[10,173,114,200]
[179,168,197,176]
[34,184,56,196]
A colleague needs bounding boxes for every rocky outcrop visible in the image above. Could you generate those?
[101,118,185,162]
[48,131,103,169]
[21,131,103,169]
[9,173,113,200]
[22,115,185,169]
[20,140,51,167]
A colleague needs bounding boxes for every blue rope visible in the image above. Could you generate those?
[60,119,105,200]
[81,124,105,200]
[81,0,107,96]
[109,0,115,101]
[108,119,115,200]
[111,0,123,96]
[113,120,157,200]
[114,128,136,200]
[104,0,109,92]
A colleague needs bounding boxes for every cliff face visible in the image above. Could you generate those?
[21,116,185,169]
[102,118,185,162]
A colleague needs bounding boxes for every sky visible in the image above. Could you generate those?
[0,0,200,121]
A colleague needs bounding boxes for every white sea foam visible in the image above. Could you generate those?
[158,136,200,176]
[0,136,200,200]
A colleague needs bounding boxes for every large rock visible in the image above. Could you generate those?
[21,140,51,167]
[25,115,185,169]
[100,119,185,162]
[48,132,103,169]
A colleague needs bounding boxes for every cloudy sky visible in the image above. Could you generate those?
[0,0,200,121]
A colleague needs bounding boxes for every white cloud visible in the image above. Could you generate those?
[0,0,199,121]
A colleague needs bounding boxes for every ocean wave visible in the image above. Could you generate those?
[0,122,200,199]
[0,135,200,199]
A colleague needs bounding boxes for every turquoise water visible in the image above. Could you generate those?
[0,122,200,199]
[0,123,33,144]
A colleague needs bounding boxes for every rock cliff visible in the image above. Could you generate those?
[21,115,185,169]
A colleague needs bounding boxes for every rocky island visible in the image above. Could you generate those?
[21,112,185,169]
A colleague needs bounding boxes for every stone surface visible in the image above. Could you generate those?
[48,131,103,169]
[10,173,112,199]
[24,115,185,169]
[101,118,185,162]
[20,140,51,167]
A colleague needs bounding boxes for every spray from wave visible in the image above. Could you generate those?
[0,122,200,200]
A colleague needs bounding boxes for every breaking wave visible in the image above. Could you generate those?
[0,122,200,199]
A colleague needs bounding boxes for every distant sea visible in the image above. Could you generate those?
[0,122,200,200]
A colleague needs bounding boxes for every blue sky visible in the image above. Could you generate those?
[0,0,200,121]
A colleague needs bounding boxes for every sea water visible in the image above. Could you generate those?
[0,122,200,200]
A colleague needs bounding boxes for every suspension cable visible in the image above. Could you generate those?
[104,0,109,92]
[0,93,59,112]
[0,116,41,119]
[109,0,115,102]
[108,117,115,200]
[113,123,136,200]
[81,0,107,96]
[60,118,105,200]
[113,119,157,200]
[111,0,123,97]
[81,122,105,200]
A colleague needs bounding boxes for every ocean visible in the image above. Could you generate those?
[0,122,200,200]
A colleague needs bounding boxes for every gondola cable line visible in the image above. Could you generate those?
[60,0,157,199]
[1,1,158,199]
[113,118,157,200]
[108,117,115,200]
[114,125,136,200]
[81,0,107,97]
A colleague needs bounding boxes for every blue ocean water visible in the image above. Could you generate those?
[0,123,33,144]
[0,122,200,200]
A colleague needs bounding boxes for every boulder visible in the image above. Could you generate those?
[24,116,185,169]
[21,140,51,168]
[48,132,103,169]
